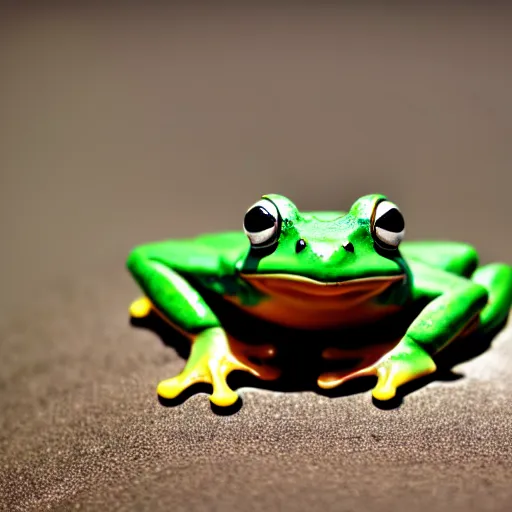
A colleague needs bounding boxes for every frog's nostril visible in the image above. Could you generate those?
[343,241,354,252]
[296,239,307,253]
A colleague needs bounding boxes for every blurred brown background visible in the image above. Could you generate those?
[1,3,512,511]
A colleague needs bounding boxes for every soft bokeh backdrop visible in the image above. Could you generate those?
[1,3,511,312]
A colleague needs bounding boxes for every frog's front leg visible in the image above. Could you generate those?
[320,262,491,401]
[127,242,271,407]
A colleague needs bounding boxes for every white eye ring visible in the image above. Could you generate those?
[373,200,405,248]
[243,199,279,248]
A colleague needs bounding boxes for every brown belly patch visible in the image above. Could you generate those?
[225,273,405,330]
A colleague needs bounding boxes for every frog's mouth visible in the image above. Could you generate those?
[240,273,405,303]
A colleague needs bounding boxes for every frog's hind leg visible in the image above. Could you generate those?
[400,241,512,331]
[471,263,512,332]
[399,241,479,277]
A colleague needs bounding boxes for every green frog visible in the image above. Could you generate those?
[126,194,512,407]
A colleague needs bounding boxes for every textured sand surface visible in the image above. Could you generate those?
[1,268,512,511]
[1,4,512,511]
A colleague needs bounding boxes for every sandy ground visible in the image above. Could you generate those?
[1,4,512,511]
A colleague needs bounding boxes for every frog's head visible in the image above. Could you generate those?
[238,194,408,299]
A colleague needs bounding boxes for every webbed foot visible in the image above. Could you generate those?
[157,327,279,407]
[318,339,437,401]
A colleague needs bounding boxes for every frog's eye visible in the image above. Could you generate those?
[243,199,280,248]
[372,200,405,249]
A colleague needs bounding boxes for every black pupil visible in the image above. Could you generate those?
[375,208,404,232]
[244,206,275,233]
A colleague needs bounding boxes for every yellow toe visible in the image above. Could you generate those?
[130,297,152,318]
[156,378,182,399]
[372,385,397,401]
[210,388,239,407]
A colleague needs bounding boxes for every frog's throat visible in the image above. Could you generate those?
[239,273,405,301]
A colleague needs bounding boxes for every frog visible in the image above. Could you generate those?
[126,194,512,407]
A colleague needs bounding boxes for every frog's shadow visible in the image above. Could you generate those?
[130,310,503,414]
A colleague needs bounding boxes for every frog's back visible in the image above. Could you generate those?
[400,241,479,277]
[195,231,247,246]
[194,231,249,262]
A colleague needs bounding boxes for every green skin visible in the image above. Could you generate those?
[127,194,512,406]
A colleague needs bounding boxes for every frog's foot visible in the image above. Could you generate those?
[157,327,278,407]
[129,296,153,318]
[318,341,437,401]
